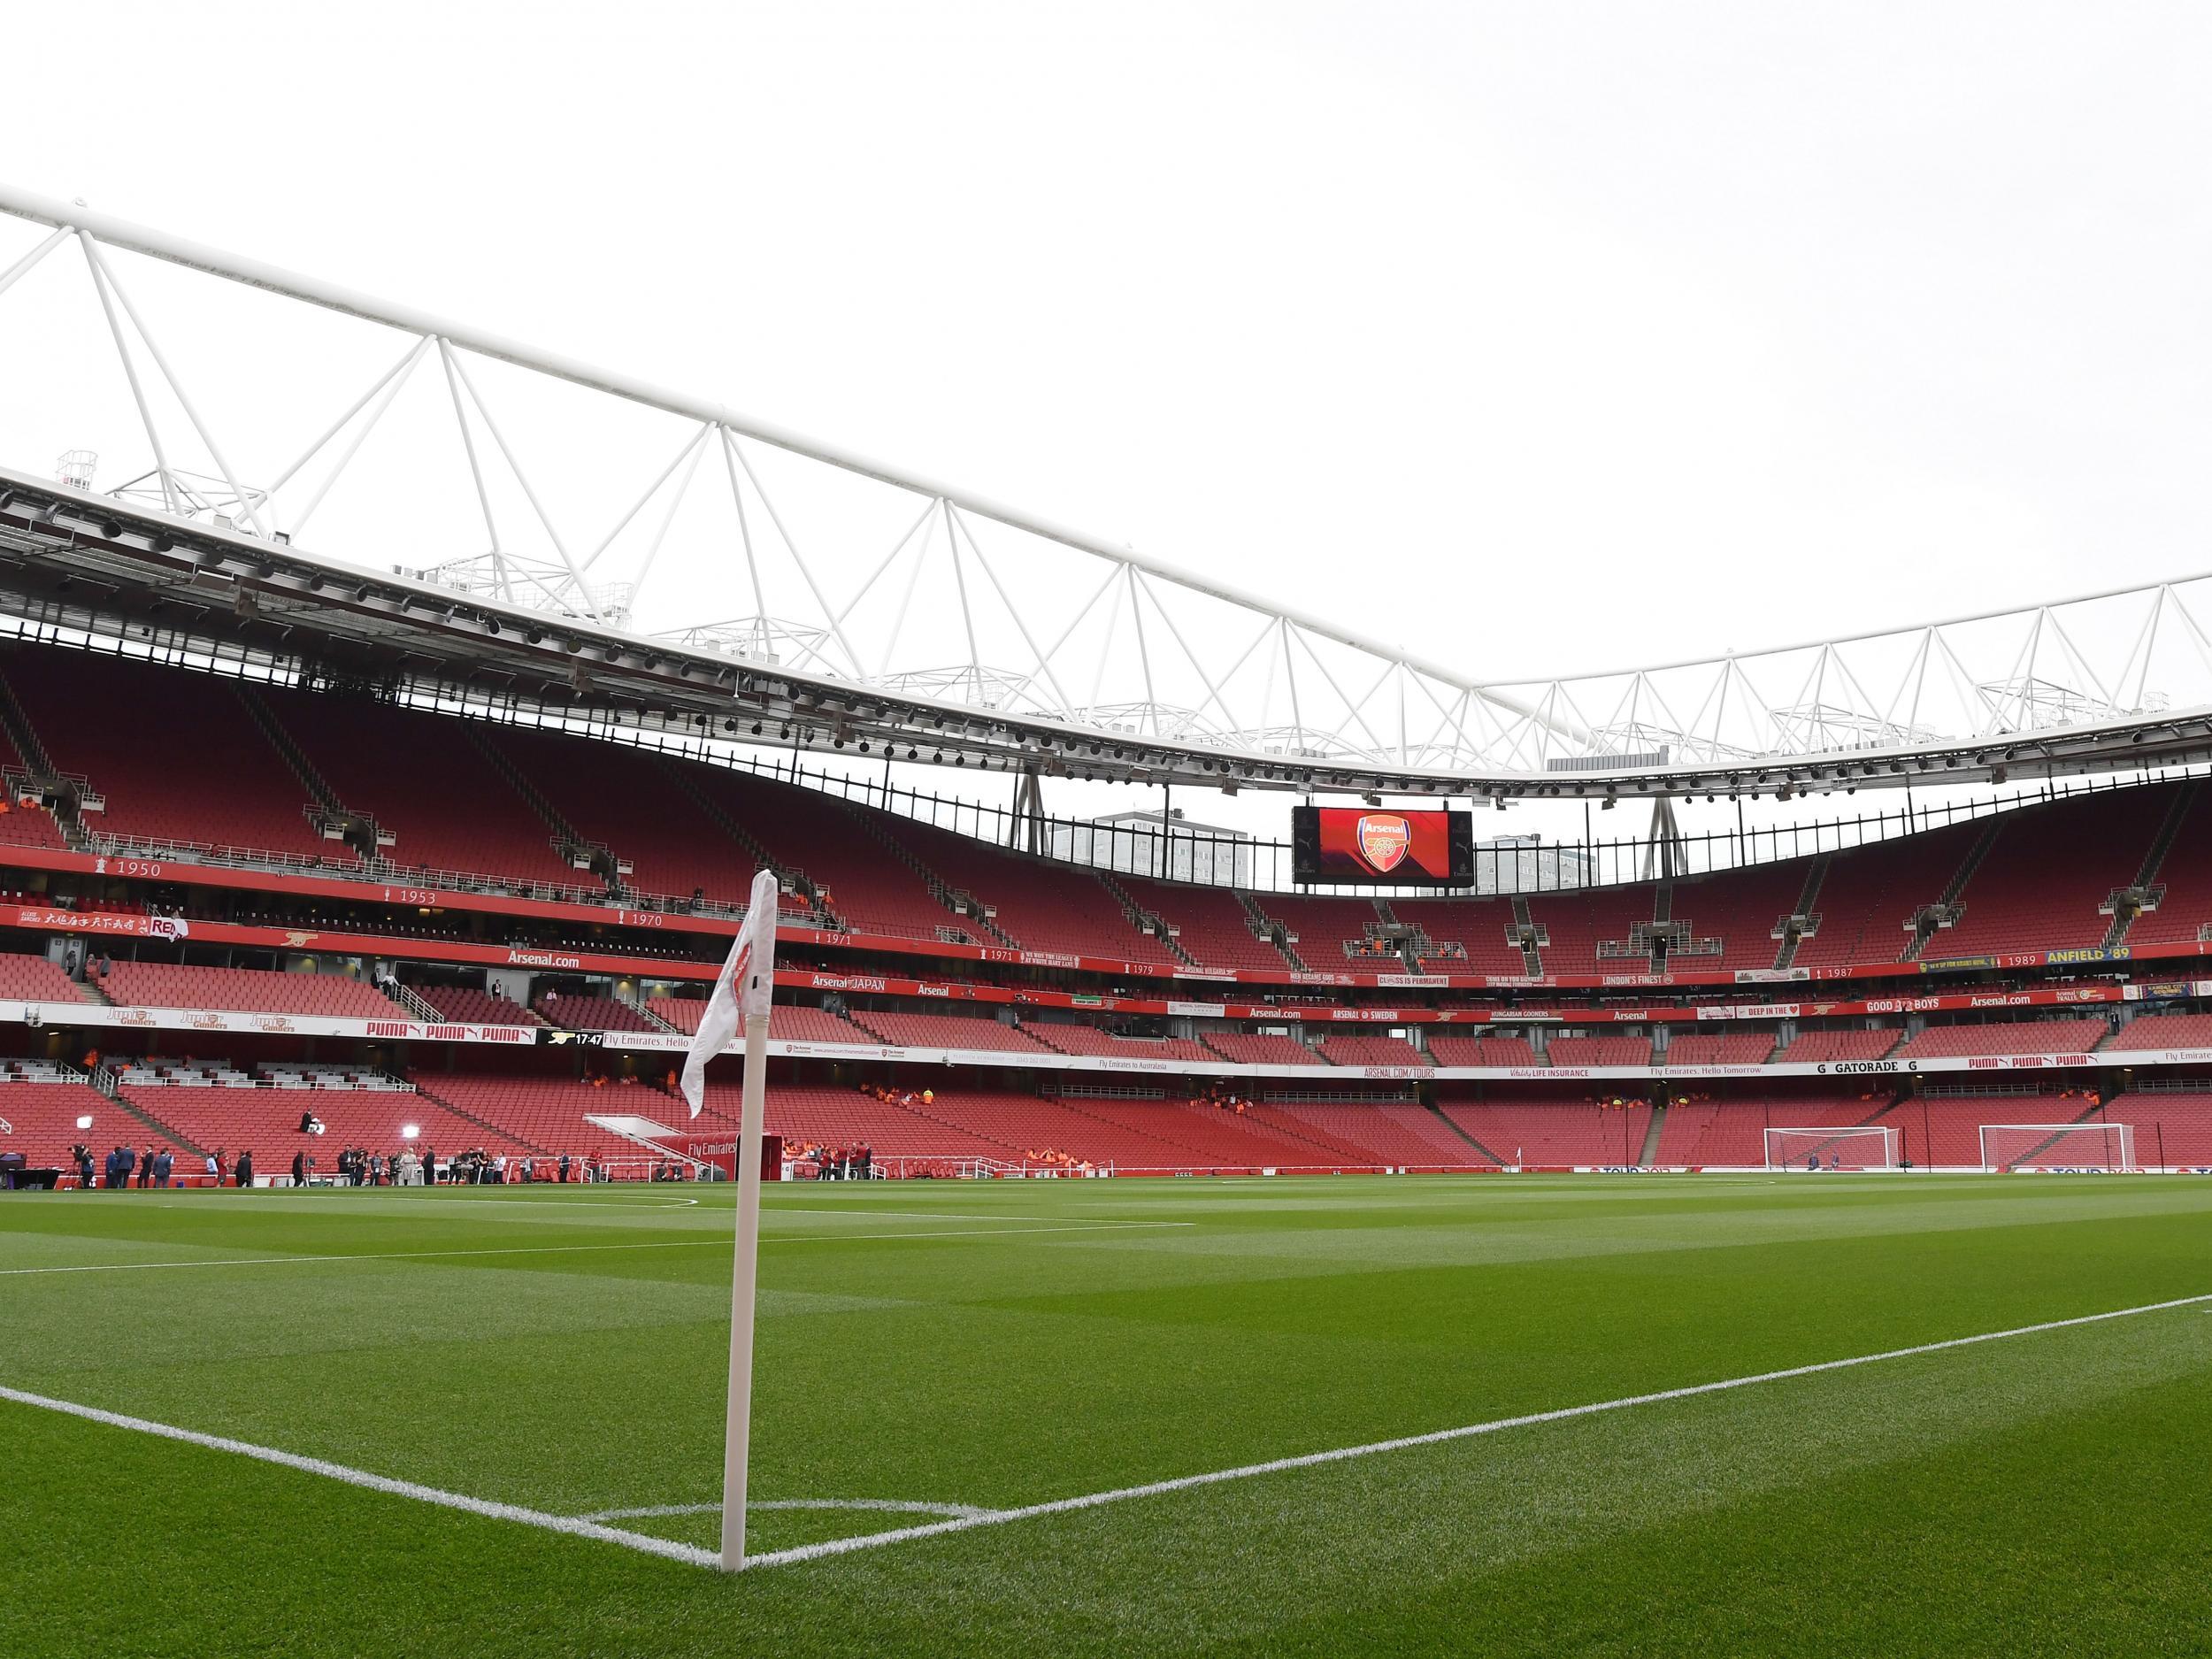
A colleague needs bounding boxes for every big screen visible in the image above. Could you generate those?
[1291,806,1473,887]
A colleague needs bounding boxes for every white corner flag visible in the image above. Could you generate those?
[680,866,778,1118]
[685,867,780,1571]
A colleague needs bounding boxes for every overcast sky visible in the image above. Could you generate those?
[4,1,2207,852]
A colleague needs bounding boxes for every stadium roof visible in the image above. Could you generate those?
[4,182,2212,800]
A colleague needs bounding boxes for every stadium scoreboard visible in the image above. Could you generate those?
[1291,806,1473,887]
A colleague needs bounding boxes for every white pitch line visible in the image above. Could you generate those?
[4,1291,2205,1577]
[741,1289,2212,1570]
[0,1383,718,1569]
[580,1498,1002,1523]
[0,1220,1195,1277]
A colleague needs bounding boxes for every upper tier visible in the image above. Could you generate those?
[0,642,2201,987]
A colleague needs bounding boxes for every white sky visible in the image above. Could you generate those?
[4,1,2208,854]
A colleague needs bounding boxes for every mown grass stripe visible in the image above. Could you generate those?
[5,1291,2202,1576]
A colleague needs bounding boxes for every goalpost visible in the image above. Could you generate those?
[1763,1125,1901,1171]
[1980,1122,2137,1172]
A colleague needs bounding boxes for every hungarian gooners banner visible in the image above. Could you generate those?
[680,866,780,1118]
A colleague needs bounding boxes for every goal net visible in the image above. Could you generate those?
[1763,1125,1900,1171]
[1979,1121,2137,1172]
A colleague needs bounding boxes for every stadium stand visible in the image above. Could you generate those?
[101,961,411,1019]
[719,1080,1019,1158]
[1772,1028,1901,1064]
[644,998,868,1044]
[1317,1033,1430,1067]
[680,767,962,939]
[1545,1034,1655,1067]
[6,651,331,860]
[1663,863,1810,972]
[1934,787,2170,956]
[1382,896,1528,975]
[0,1071,111,1173]
[1265,1102,1494,1166]
[480,726,760,903]
[1200,1032,1326,1066]
[119,1083,517,1164]
[1246,895,1393,965]
[1440,1096,1651,1166]
[844,1009,1052,1053]
[1662,1032,1777,1066]
[1893,1018,2108,1059]
[0,950,87,1004]
[876,818,1170,962]
[2102,1092,2212,1166]
[414,1072,684,1162]
[532,994,659,1033]
[0,795,65,850]
[1789,820,1985,967]
[410,985,543,1026]
[1424,1034,1539,1067]
[260,690,581,887]
[2116,785,2212,950]
[1118,878,1294,972]
[1524,886,1661,974]
[2103,1012,2212,1051]
[1027,1025,1219,1064]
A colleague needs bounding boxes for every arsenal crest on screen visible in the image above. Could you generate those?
[1356,813,1412,873]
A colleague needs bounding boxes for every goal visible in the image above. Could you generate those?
[1979,1121,2137,1172]
[1763,1125,1901,1171]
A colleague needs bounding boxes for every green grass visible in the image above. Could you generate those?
[4,1173,2211,1656]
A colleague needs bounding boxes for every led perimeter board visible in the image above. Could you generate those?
[1292,806,1474,887]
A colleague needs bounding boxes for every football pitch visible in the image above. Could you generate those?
[5,1173,2211,1657]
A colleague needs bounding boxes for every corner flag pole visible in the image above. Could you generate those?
[719,1002,771,1571]
[679,867,780,1572]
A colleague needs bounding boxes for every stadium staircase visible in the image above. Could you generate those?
[382,980,447,1024]
[411,1079,562,1156]
[1986,1102,2109,1169]
[1772,854,1831,969]
[614,985,684,1033]
[657,760,833,926]
[463,727,619,895]
[1256,898,1301,973]
[1636,1104,1667,1167]
[235,684,378,862]
[2101,781,2197,948]
[1902,821,2002,961]
[1238,893,1310,971]
[101,1084,211,1158]
[1096,871,1201,968]
[835,800,1018,948]
[1509,897,1546,974]
[1428,1102,1506,1165]
[0,664,90,850]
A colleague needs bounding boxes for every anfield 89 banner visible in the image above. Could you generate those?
[1291,806,1473,886]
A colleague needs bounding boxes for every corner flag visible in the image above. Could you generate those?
[681,867,779,1118]
[688,867,781,1571]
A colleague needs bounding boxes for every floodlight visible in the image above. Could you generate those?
[401,1123,420,1140]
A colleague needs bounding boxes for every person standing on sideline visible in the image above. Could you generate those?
[292,1149,307,1188]
[236,1149,254,1187]
[153,1147,173,1188]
